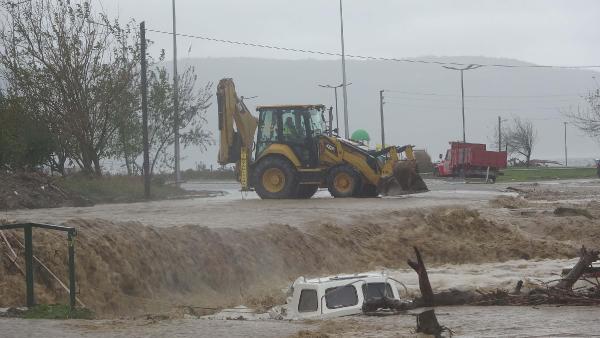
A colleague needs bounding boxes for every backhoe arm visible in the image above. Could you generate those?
[217,78,258,165]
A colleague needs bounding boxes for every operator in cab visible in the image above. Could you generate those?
[283,116,300,140]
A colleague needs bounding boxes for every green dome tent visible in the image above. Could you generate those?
[351,129,370,142]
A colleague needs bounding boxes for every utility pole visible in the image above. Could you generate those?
[379,90,385,148]
[564,122,568,167]
[443,64,482,143]
[318,82,352,133]
[498,116,502,152]
[339,0,350,139]
[172,0,181,186]
[140,22,150,199]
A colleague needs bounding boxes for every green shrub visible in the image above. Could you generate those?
[22,304,94,320]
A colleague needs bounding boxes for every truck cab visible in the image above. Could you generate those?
[433,142,507,181]
[434,150,453,177]
[286,272,408,320]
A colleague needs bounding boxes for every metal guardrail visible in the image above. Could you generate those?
[0,223,77,309]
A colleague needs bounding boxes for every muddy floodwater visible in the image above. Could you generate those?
[2,178,599,337]
[4,179,518,228]
[1,306,598,337]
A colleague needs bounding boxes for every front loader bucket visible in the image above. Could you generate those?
[379,161,428,196]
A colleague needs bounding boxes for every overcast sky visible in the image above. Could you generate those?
[94,0,600,168]
[100,0,600,66]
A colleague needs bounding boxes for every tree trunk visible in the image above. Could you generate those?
[407,246,434,307]
[92,156,102,177]
[416,309,444,337]
[555,246,599,290]
[408,247,446,337]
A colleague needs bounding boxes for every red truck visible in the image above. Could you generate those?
[433,142,507,182]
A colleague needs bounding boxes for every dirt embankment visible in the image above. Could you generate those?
[0,172,91,210]
[1,207,588,317]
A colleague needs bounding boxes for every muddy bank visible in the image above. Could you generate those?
[1,207,585,317]
[0,172,91,210]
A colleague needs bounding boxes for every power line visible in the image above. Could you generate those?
[144,27,600,70]
[383,101,573,111]
[8,9,600,70]
[384,95,584,102]
[383,90,586,98]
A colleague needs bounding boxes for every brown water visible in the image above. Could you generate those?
[2,179,514,228]
[2,178,598,336]
[1,306,598,337]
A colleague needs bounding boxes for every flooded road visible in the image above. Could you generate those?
[4,179,517,228]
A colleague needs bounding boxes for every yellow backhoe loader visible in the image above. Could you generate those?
[217,78,427,199]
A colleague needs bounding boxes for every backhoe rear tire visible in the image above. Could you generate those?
[328,165,361,198]
[254,157,298,199]
[296,185,319,199]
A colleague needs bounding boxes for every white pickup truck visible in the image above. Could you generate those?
[286,272,410,320]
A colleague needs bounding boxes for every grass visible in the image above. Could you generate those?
[22,304,94,319]
[497,167,598,182]
[57,175,188,204]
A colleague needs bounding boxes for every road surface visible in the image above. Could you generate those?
[4,179,516,228]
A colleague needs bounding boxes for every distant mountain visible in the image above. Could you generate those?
[172,56,599,169]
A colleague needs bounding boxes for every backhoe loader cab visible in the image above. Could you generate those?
[255,105,326,167]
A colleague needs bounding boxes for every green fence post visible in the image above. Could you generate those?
[24,224,34,308]
[67,230,76,309]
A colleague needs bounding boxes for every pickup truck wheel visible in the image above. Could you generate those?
[328,165,361,198]
[254,157,298,199]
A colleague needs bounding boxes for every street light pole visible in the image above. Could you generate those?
[460,69,465,142]
[172,0,181,186]
[339,0,350,139]
[443,64,482,143]
[379,90,385,148]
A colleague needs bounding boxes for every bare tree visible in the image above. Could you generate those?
[568,89,600,140]
[0,0,139,176]
[145,64,213,174]
[110,57,214,176]
[505,117,537,167]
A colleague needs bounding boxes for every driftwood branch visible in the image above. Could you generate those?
[408,247,446,336]
[555,246,599,290]
[407,246,434,307]
[406,246,600,310]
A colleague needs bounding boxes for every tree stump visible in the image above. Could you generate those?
[416,309,444,336]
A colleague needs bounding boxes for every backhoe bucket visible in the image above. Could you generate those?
[378,161,428,196]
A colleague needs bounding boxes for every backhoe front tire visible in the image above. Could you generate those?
[328,165,361,198]
[254,157,298,199]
